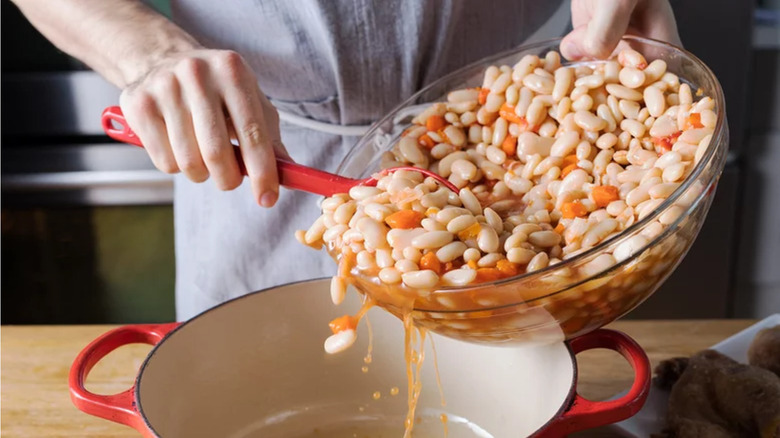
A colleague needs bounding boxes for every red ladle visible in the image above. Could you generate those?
[101,106,457,197]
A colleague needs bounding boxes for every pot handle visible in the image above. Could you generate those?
[539,329,651,437]
[69,323,179,430]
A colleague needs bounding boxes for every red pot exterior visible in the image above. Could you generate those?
[70,321,649,438]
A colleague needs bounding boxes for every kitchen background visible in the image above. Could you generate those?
[2,1,778,324]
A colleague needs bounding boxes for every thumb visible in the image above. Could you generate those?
[562,0,637,60]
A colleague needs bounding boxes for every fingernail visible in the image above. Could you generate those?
[260,190,278,208]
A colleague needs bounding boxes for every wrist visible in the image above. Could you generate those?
[114,28,202,87]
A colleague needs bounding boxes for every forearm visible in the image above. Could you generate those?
[10,0,200,87]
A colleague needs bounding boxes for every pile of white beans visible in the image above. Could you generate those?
[298,48,717,320]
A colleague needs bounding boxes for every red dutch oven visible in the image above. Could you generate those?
[70,279,650,437]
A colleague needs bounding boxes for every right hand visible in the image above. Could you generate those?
[119,48,290,207]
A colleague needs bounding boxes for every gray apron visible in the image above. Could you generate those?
[170,0,564,320]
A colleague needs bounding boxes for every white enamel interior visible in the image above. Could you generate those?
[137,279,574,437]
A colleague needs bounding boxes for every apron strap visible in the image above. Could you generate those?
[277,109,372,137]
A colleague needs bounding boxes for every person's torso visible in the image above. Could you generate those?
[170,0,562,127]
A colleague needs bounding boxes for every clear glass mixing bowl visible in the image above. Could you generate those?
[336,36,728,345]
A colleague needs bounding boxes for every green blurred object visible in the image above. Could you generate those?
[93,207,175,323]
[1,206,175,324]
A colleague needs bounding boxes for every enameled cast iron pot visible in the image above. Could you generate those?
[70,279,650,437]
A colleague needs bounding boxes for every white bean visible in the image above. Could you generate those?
[459,188,482,215]
[607,84,643,101]
[507,247,536,264]
[613,235,649,262]
[402,270,439,289]
[662,162,686,182]
[411,230,454,249]
[357,217,388,250]
[528,230,561,247]
[463,247,481,262]
[553,67,574,101]
[446,214,477,233]
[522,74,554,94]
[477,226,499,253]
[618,67,645,89]
[527,252,549,272]
[436,241,468,262]
[324,329,357,354]
[441,268,477,286]
[574,110,607,131]
[549,131,580,157]
[330,276,347,305]
[644,85,666,118]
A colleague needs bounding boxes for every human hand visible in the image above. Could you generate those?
[120,48,290,207]
[561,0,682,60]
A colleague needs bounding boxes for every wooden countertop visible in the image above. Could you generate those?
[1,320,756,437]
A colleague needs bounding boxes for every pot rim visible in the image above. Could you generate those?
[133,277,582,438]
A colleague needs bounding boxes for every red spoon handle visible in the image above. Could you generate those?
[101,106,357,197]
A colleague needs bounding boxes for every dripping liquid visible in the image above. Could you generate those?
[335,249,449,437]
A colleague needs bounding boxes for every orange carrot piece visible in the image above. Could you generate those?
[501,134,518,156]
[385,210,424,229]
[561,201,588,219]
[592,185,620,208]
[684,113,704,130]
[499,103,526,126]
[652,131,681,153]
[457,222,482,241]
[329,315,358,334]
[478,87,489,105]
[467,260,479,270]
[418,133,436,149]
[426,115,446,132]
[562,154,578,167]
[561,163,579,178]
[554,222,565,234]
[496,260,519,277]
[420,252,442,275]
[475,268,503,283]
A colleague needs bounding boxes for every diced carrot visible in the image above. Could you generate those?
[425,207,440,217]
[655,137,673,153]
[329,315,358,334]
[562,154,578,167]
[420,251,442,275]
[501,134,518,156]
[496,260,519,277]
[467,260,478,270]
[561,201,588,219]
[426,115,446,132]
[478,87,489,105]
[652,131,682,153]
[554,222,565,234]
[499,103,526,126]
[683,113,704,130]
[418,133,436,149]
[592,185,620,208]
[561,163,579,178]
[475,268,503,283]
[385,210,424,229]
[457,222,482,241]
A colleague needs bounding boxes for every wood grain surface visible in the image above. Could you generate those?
[1,320,756,437]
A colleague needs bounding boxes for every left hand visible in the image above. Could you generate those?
[561,0,682,60]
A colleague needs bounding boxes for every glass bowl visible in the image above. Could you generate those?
[337,36,728,345]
